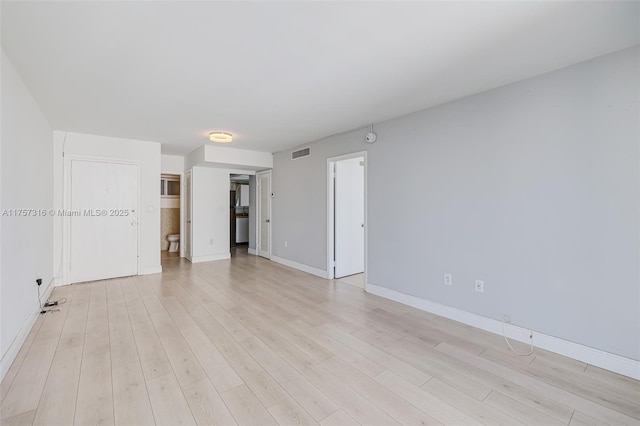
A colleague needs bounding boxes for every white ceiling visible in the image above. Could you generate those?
[2,2,638,155]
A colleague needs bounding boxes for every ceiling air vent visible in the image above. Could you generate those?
[291,147,311,160]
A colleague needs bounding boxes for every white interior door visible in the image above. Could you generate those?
[69,160,138,283]
[334,157,365,278]
[257,170,271,258]
[185,170,192,261]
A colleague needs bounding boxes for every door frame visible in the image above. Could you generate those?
[256,169,272,259]
[327,151,367,282]
[62,155,142,285]
[184,169,192,261]
[160,169,186,259]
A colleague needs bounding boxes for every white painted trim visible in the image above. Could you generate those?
[0,282,55,381]
[271,255,329,279]
[366,283,640,380]
[327,151,368,281]
[190,253,231,263]
[256,170,272,259]
[248,247,257,255]
[184,169,193,261]
[140,265,163,275]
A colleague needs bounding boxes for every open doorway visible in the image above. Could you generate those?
[161,174,181,260]
[231,174,250,256]
[327,152,366,287]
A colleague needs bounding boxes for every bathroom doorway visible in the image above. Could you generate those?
[230,174,250,256]
[161,173,181,259]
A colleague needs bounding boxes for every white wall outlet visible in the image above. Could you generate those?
[284,241,288,248]
[475,279,484,293]
[444,273,452,286]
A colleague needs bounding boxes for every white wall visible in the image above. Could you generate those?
[203,145,273,170]
[190,166,231,262]
[271,47,640,362]
[0,49,54,379]
[184,146,205,170]
[53,131,162,278]
[161,154,184,174]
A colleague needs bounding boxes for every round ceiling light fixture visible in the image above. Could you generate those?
[209,131,233,143]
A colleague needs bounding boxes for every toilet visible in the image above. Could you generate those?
[167,234,180,252]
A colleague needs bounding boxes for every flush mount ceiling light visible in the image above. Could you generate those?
[209,131,233,143]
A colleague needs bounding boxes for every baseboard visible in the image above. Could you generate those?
[191,253,231,263]
[366,283,640,380]
[0,282,55,382]
[140,265,162,275]
[247,247,257,255]
[271,255,329,279]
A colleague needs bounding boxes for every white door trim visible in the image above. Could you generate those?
[62,154,141,285]
[327,151,367,281]
[256,170,272,259]
[184,169,192,261]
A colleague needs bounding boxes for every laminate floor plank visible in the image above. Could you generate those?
[319,409,359,426]
[421,378,524,425]
[182,378,237,426]
[320,356,440,425]
[316,323,431,386]
[483,390,566,426]
[0,286,74,420]
[298,364,399,425]
[112,362,155,426]
[74,351,114,426]
[220,384,277,426]
[1,248,638,426]
[353,328,492,401]
[146,373,196,426]
[32,345,83,426]
[288,319,385,378]
[268,397,319,426]
[436,342,639,425]
[0,315,45,406]
[374,370,479,425]
[161,296,244,392]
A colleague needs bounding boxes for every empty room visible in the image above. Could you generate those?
[1,1,639,425]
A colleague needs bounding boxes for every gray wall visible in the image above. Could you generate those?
[271,46,640,360]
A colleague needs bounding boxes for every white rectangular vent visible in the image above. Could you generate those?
[292,147,310,160]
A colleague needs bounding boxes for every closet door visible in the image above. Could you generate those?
[69,159,138,283]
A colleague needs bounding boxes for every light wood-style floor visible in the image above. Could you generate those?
[1,247,639,426]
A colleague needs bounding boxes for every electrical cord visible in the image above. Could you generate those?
[501,317,534,356]
[44,297,67,307]
[37,285,66,314]
[37,283,45,314]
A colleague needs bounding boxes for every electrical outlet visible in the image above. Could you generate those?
[475,279,484,293]
[444,273,452,286]
[284,241,288,248]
